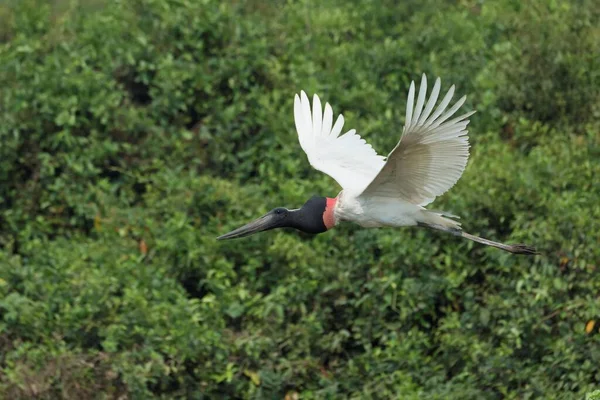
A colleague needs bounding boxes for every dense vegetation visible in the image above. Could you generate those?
[0,0,599,398]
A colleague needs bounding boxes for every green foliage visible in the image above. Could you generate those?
[588,390,600,400]
[0,0,599,398]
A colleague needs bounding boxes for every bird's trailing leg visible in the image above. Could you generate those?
[417,222,538,255]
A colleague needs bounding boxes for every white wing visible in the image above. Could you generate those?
[362,74,476,206]
[294,91,385,192]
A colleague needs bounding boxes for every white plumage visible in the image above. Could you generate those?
[363,76,475,206]
[218,74,536,254]
[294,74,474,230]
[293,91,385,193]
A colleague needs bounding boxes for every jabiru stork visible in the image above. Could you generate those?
[218,75,536,255]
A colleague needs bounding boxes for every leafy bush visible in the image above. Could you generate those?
[0,0,599,398]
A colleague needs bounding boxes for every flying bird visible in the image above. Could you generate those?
[218,75,536,254]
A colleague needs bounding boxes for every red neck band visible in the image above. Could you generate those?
[323,197,337,230]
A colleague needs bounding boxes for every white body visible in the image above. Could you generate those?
[335,191,424,228]
[293,75,475,231]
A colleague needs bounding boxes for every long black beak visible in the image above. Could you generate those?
[217,213,280,240]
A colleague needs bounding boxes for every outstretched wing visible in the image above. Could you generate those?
[294,91,386,192]
[361,74,475,206]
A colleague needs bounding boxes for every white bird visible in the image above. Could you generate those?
[218,74,536,254]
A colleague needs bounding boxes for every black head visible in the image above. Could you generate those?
[217,196,329,240]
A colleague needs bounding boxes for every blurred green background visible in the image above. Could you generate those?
[0,0,599,398]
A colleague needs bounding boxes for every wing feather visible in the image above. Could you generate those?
[418,77,440,124]
[312,94,322,140]
[412,75,428,125]
[361,74,475,206]
[404,81,415,128]
[322,103,333,137]
[330,114,344,138]
[294,91,385,192]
